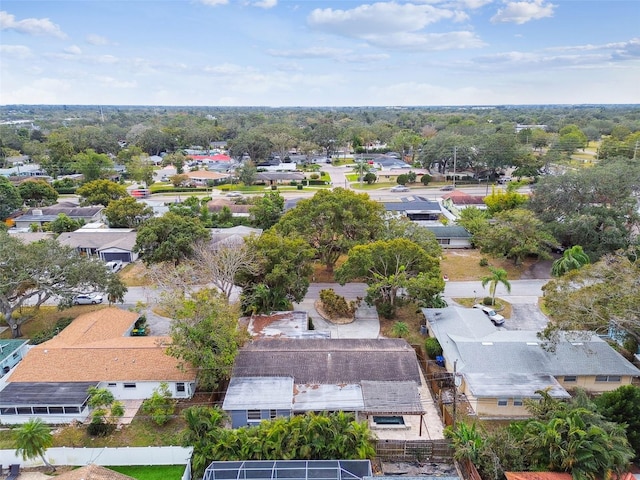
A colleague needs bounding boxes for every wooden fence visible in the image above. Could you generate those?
[457,458,483,480]
[374,439,454,462]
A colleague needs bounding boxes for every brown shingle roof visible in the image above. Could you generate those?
[55,464,136,480]
[9,308,196,383]
[232,339,421,384]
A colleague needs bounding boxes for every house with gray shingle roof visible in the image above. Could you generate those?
[422,306,640,418]
[13,202,103,230]
[223,338,426,432]
[57,225,138,263]
[423,225,472,248]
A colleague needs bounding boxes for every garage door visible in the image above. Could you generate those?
[102,252,131,262]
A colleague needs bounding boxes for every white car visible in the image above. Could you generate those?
[473,304,505,326]
[105,260,123,273]
[73,293,104,305]
[390,185,410,192]
[226,191,243,198]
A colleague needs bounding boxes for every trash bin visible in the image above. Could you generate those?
[436,355,445,367]
[420,325,427,336]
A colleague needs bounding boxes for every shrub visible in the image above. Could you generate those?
[377,302,396,319]
[290,180,297,186]
[483,296,494,306]
[425,337,443,359]
[271,185,277,190]
[310,173,320,180]
[479,257,489,267]
[420,174,432,185]
[31,317,74,345]
[396,174,409,185]
[392,321,410,338]
[319,289,356,319]
[297,184,303,190]
[87,421,114,437]
[141,382,176,425]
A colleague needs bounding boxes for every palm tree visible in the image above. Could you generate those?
[14,418,56,472]
[551,245,590,277]
[391,321,410,338]
[480,267,511,306]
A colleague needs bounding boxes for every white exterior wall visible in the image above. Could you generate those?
[0,408,90,425]
[99,380,194,400]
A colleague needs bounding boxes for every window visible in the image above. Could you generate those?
[595,375,621,382]
[123,383,136,389]
[64,406,80,414]
[176,382,186,392]
[513,398,523,407]
[270,409,278,419]
[437,239,451,245]
[107,383,117,387]
[49,407,63,414]
[564,375,577,382]
[497,398,508,407]
[33,406,48,415]
[0,407,16,415]
[247,410,261,421]
[608,375,621,382]
[17,407,32,414]
[12,353,19,359]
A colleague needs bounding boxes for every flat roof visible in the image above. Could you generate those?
[223,377,293,410]
[0,382,97,405]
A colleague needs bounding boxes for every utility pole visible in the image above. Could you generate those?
[452,359,458,429]
[452,146,457,188]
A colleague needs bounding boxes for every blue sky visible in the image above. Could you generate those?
[1,0,639,106]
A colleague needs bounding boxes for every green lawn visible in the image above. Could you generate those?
[108,465,186,480]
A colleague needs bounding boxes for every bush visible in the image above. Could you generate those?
[425,337,443,359]
[420,174,432,185]
[479,257,489,266]
[396,174,409,185]
[31,317,74,345]
[377,302,396,319]
[297,184,303,190]
[87,421,114,437]
[310,173,320,180]
[271,185,277,190]
[483,296,494,306]
[319,289,356,319]
[290,180,297,186]
[141,383,176,425]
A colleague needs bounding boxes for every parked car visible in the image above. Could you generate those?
[390,185,410,192]
[73,293,104,305]
[473,304,505,326]
[440,185,455,191]
[105,260,123,273]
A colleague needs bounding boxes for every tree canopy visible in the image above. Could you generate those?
[0,176,22,220]
[0,233,127,337]
[17,179,59,207]
[104,196,154,228]
[134,212,210,265]
[274,188,384,271]
[76,179,129,207]
[167,289,246,391]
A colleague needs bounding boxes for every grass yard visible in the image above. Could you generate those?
[440,249,537,281]
[103,465,186,480]
[120,261,152,287]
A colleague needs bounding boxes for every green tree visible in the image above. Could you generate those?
[445,422,485,463]
[391,321,409,338]
[141,382,176,426]
[126,154,155,187]
[335,238,443,312]
[456,207,490,239]
[377,216,442,259]
[521,408,633,479]
[167,289,246,391]
[72,149,114,182]
[595,385,640,460]
[76,179,128,206]
[47,213,83,233]
[480,267,511,306]
[18,179,59,207]
[483,185,528,214]
[239,231,315,314]
[363,172,377,184]
[0,176,23,220]
[237,160,258,186]
[87,386,125,436]
[542,253,640,344]
[551,245,591,277]
[475,208,555,265]
[134,212,210,265]
[104,196,154,228]
[14,418,56,472]
[0,233,127,337]
[249,191,284,230]
[275,188,384,272]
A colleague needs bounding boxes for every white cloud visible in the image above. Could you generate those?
[0,11,67,38]
[0,44,32,59]
[365,30,485,51]
[86,34,109,46]
[308,3,463,37]
[94,76,137,89]
[251,0,277,8]
[267,46,351,59]
[198,0,229,6]
[64,45,82,55]
[491,0,555,24]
